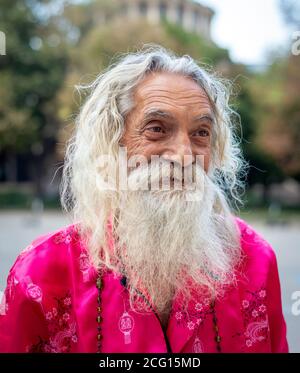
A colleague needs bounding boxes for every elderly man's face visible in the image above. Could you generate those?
[121,72,213,172]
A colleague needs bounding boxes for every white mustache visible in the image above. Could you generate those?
[126,158,207,195]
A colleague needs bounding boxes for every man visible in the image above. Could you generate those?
[0,46,288,353]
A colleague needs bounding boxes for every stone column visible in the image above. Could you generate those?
[126,0,140,21]
[147,0,160,24]
[166,0,178,24]
[182,3,194,33]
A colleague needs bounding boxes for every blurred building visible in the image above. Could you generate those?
[116,0,214,40]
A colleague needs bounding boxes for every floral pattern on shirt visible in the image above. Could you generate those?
[233,287,270,349]
[53,226,80,246]
[0,272,19,315]
[170,297,212,331]
[27,292,77,353]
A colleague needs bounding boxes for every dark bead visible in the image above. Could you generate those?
[96,278,102,289]
[96,274,103,352]
[215,335,221,343]
[120,276,127,287]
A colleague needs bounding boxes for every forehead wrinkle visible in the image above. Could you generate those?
[137,87,211,107]
[139,95,213,117]
[140,94,211,108]
[138,88,209,101]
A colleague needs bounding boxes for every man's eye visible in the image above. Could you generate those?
[147,126,163,133]
[193,129,210,137]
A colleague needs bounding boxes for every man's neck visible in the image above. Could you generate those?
[158,299,173,332]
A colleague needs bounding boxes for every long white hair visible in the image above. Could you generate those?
[60,45,246,312]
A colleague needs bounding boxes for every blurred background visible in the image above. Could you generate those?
[0,0,299,351]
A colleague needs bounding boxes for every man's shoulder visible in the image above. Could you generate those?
[8,223,84,283]
[235,216,277,268]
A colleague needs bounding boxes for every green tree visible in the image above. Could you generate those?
[0,0,68,196]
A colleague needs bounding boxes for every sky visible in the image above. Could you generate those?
[198,0,291,66]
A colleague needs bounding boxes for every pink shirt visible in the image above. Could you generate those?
[0,217,288,353]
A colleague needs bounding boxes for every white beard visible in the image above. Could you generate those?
[112,161,241,317]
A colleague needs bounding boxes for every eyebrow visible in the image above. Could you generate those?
[141,109,214,125]
[192,114,214,124]
[142,109,175,122]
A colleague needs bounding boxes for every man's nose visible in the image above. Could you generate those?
[162,132,194,167]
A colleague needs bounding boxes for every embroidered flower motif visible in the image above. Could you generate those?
[53,231,69,245]
[251,309,258,318]
[63,313,70,321]
[259,290,266,298]
[26,283,43,302]
[203,298,211,306]
[65,234,72,244]
[242,300,249,309]
[28,292,77,353]
[175,311,183,320]
[246,339,253,347]
[259,304,266,313]
[195,303,203,311]
[171,297,211,332]
[46,311,53,320]
[187,321,195,330]
[64,297,71,306]
[53,227,79,246]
